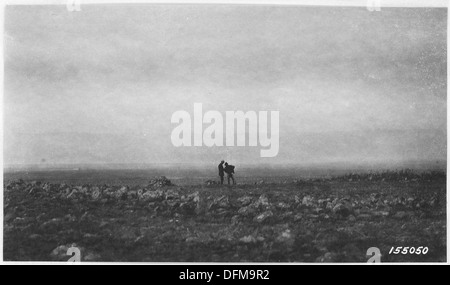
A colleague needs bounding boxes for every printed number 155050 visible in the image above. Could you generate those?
[389,246,429,255]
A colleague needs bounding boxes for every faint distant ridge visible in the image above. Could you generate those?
[4,159,446,172]
[4,162,191,170]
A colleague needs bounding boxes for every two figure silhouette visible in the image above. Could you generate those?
[218,160,236,185]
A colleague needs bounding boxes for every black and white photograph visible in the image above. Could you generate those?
[1,0,447,265]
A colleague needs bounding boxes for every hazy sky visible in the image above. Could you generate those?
[4,5,447,166]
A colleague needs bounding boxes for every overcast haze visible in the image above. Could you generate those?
[3,5,447,167]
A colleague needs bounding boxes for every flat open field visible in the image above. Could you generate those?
[3,170,446,262]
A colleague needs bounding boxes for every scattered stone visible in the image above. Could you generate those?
[394,211,408,219]
[185,237,197,243]
[187,191,200,203]
[83,233,98,239]
[209,195,230,210]
[276,202,290,209]
[231,215,240,224]
[358,214,372,219]
[238,205,256,216]
[205,180,219,186]
[254,211,273,223]
[314,207,324,214]
[51,245,69,261]
[373,211,390,217]
[91,187,102,200]
[240,235,257,243]
[141,190,164,202]
[253,194,270,209]
[276,229,294,247]
[28,234,42,240]
[83,252,101,262]
[164,189,180,200]
[302,195,314,206]
[114,186,128,199]
[326,202,334,210]
[293,213,303,222]
[316,252,337,262]
[237,196,253,207]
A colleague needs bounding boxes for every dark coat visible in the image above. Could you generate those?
[224,165,235,175]
[218,163,225,176]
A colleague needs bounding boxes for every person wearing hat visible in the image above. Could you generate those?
[224,162,236,185]
[218,160,225,185]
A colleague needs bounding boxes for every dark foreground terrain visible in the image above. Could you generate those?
[3,170,446,262]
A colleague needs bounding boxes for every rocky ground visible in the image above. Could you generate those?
[3,173,446,262]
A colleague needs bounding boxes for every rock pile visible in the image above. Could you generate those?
[205,180,220,186]
[148,176,173,188]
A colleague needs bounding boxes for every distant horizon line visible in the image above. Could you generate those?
[3,159,446,171]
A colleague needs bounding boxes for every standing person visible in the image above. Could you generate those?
[224,162,236,185]
[218,160,225,185]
